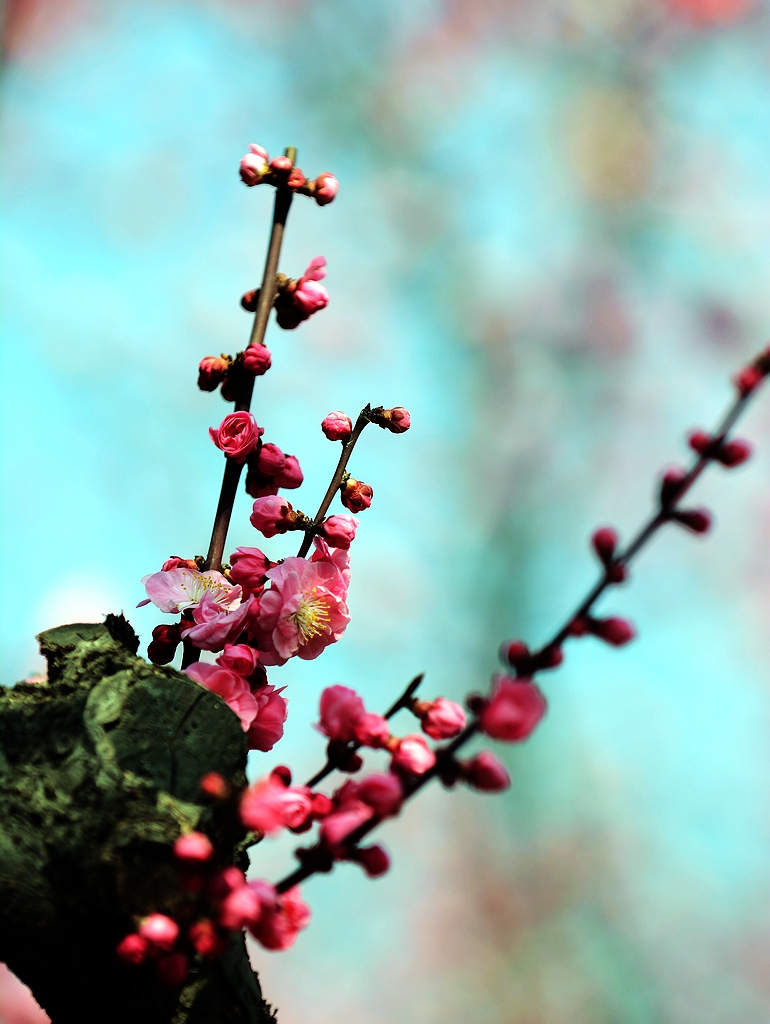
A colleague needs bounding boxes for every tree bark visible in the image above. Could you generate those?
[0,616,276,1023]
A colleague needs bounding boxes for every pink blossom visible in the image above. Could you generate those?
[478,674,547,742]
[258,442,286,476]
[180,591,256,652]
[242,344,272,375]
[461,751,510,792]
[318,514,359,550]
[321,410,352,442]
[354,712,390,748]
[302,256,327,282]
[418,697,466,740]
[274,454,303,489]
[250,495,293,538]
[293,257,329,315]
[139,914,179,951]
[248,884,311,951]
[318,685,365,743]
[340,477,373,512]
[247,684,289,752]
[229,547,271,591]
[320,798,373,847]
[198,355,229,392]
[183,662,258,731]
[239,144,269,186]
[141,568,241,615]
[313,172,339,206]
[256,556,349,664]
[219,885,262,931]
[391,735,436,775]
[355,773,404,817]
[216,643,260,678]
[240,776,313,834]
[209,411,263,463]
[116,932,148,965]
[311,536,351,586]
[173,832,214,863]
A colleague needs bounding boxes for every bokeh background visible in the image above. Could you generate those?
[3,0,770,1021]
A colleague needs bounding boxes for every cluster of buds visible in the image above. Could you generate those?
[242,258,330,330]
[244,438,303,498]
[239,144,338,206]
[197,345,273,400]
[687,429,752,468]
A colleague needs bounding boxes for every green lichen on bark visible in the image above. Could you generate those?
[0,616,276,1024]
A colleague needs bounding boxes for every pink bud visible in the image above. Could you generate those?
[198,355,229,392]
[228,547,272,590]
[534,645,564,670]
[270,765,292,786]
[717,438,752,467]
[219,884,262,931]
[383,407,411,433]
[217,643,260,678]
[139,914,179,951]
[318,514,359,549]
[161,556,199,572]
[734,364,764,396]
[318,685,366,743]
[156,952,188,987]
[688,429,713,455]
[672,507,712,534]
[660,466,688,506]
[479,675,547,742]
[270,155,293,172]
[209,411,263,463]
[116,932,149,965]
[418,697,467,740]
[461,751,510,792]
[321,410,353,442]
[314,172,339,206]
[250,495,293,538]
[354,712,390,748]
[292,278,329,316]
[341,477,373,512]
[240,144,269,186]
[245,464,280,498]
[288,166,306,189]
[356,772,404,816]
[391,735,436,775]
[257,442,286,476]
[200,771,230,801]
[188,919,226,959]
[274,454,303,489]
[242,344,272,376]
[591,527,618,565]
[173,832,214,863]
[590,616,636,646]
[302,256,327,282]
[499,639,531,672]
[349,844,390,877]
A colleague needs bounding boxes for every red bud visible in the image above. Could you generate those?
[591,527,618,565]
[716,439,752,467]
[672,508,712,534]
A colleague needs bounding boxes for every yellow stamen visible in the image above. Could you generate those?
[292,588,330,642]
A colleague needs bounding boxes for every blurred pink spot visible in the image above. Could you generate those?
[664,0,756,25]
[0,965,49,1024]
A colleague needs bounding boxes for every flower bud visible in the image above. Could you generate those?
[242,344,272,376]
[229,547,272,590]
[116,932,149,965]
[270,155,293,173]
[591,527,618,565]
[250,495,293,538]
[188,919,227,959]
[288,166,306,189]
[200,771,230,801]
[198,355,230,392]
[156,952,188,987]
[391,735,436,775]
[460,750,511,792]
[245,464,280,499]
[672,507,712,534]
[219,884,262,931]
[318,514,359,549]
[660,466,688,506]
[734,364,764,396]
[161,556,199,572]
[321,410,353,442]
[270,765,292,786]
[354,712,390,748]
[241,289,259,312]
[688,429,713,456]
[274,454,303,490]
[379,407,411,433]
[479,675,546,742]
[533,645,564,670]
[348,844,390,877]
[257,442,286,476]
[313,172,339,206]
[139,914,179,951]
[147,623,181,665]
[416,697,467,740]
[499,639,531,672]
[717,438,752,467]
[239,144,269,187]
[589,616,636,646]
[209,411,263,463]
[340,477,373,512]
[173,832,214,863]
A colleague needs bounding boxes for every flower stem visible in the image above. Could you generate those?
[296,406,373,558]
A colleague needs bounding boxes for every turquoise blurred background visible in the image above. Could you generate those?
[3,0,770,1021]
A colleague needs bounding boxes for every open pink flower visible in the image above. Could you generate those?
[209,412,263,463]
[478,674,546,742]
[180,591,256,651]
[247,684,289,752]
[141,567,241,615]
[256,556,349,664]
[248,884,310,951]
[239,144,269,186]
[241,775,313,834]
[184,662,258,731]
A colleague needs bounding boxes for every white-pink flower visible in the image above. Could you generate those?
[184,663,258,732]
[140,568,241,615]
[239,144,269,186]
[256,555,349,665]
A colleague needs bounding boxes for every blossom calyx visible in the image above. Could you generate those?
[340,477,373,512]
[198,355,231,392]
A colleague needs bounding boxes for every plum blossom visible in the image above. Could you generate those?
[183,663,258,731]
[198,355,229,392]
[460,751,510,792]
[140,567,241,615]
[173,832,214,863]
[250,496,294,538]
[239,144,269,186]
[313,172,338,206]
[240,773,313,834]
[242,344,272,375]
[478,674,546,742]
[340,477,373,512]
[417,697,466,740]
[256,555,349,664]
[391,735,436,775]
[318,685,365,743]
[247,684,289,752]
[318,514,359,549]
[293,257,329,314]
[229,547,272,591]
[209,411,263,463]
[311,536,351,586]
[180,591,256,651]
[139,914,179,951]
[248,884,310,951]
[216,643,260,678]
